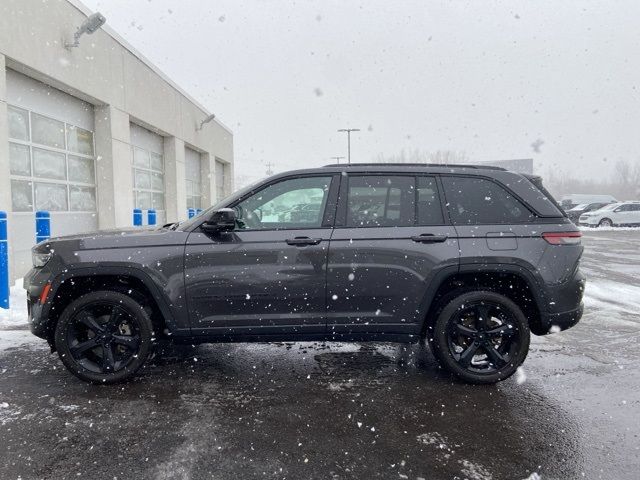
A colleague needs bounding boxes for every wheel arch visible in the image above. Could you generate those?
[419,263,547,336]
[43,266,180,347]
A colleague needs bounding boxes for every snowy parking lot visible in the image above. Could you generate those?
[1,229,639,479]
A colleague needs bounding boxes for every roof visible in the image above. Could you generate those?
[323,163,506,171]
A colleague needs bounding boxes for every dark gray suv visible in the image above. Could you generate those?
[24,164,585,384]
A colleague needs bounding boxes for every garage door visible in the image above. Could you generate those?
[130,123,165,225]
[6,69,97,280]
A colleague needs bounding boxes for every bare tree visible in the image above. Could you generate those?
[374,149,468,164]
[614,160,631,186]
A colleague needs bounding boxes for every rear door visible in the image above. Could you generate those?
[326,174,459,336]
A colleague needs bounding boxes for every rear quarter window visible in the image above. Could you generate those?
[442,176,536,225]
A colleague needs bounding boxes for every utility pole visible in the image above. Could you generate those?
[265,162,274,176]
[337,128,360,164]
[330,156,345,164]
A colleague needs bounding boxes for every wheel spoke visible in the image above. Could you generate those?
[475,304,491,330]
[70,337,100,358]
[77,312,104,334]
[102,345,116,372]
[482,343,507,367]
[112,334,139,351]
[486,324,514,338]
[109,306,123,325]
[453,323,477,338]
[458,342,480,367]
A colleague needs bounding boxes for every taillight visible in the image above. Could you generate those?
[542,231,582,245]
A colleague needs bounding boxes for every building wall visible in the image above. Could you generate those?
[0,0,234,281]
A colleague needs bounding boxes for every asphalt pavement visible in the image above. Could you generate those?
[1,230,639,480]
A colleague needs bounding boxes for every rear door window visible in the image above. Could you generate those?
[346,176,415,227]
[442,176,536,225]
[417,176,444,225]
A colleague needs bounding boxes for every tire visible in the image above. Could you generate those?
[54,291,154,384]
[430,291,530,384]
[598,218,613,228]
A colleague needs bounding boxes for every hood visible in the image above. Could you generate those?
[34,227,188,253]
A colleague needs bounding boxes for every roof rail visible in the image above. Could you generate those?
[322,162,506,171]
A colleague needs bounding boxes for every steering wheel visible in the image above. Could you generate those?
[236,205,263,229]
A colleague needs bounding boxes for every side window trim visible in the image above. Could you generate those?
[334,173,348,227]
[415,174,449,226]
[321,173,341,228]
[225,174,335,231]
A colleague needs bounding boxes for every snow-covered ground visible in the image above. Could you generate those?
[0,279,29,331]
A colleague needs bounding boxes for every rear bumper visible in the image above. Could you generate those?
[535,268,586,335]
[545,303,583,332]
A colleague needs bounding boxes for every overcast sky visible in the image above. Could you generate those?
[82,0,640,185]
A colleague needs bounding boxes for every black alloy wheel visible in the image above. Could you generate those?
[431,291,530,384]
[55,291,154,383]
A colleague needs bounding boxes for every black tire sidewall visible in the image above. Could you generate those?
[431,291,530,384]
[55,291,154,384]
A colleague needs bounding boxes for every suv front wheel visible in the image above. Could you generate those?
[54,291,154,383]
[430,291,530,384]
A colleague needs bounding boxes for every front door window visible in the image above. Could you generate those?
[233,176,332,230]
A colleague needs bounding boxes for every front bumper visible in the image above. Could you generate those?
[23,267,54,340]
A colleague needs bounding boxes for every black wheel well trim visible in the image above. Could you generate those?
[418,262,547,335]
[42,265,180,334]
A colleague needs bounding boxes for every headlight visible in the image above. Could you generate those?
[32,252,52,268]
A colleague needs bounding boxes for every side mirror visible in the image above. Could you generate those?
[613,207,623,213]
[201,208,236,233]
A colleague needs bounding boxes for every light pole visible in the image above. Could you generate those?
[330,156,345,164]
[337,128,360,164]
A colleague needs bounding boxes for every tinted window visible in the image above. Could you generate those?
[442,176,535,225]
[234,176,332,230]
[347,176,415,227]
[417,177,444,225]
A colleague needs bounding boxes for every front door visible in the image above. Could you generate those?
[326,175,459,336]
[185,175,338,335]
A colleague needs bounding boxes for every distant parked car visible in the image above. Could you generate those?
[560,194,617,211]
[566,202,615,223]
[579,201,640,227]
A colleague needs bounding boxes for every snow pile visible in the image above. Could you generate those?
[0,279,29,329]
[583,279,640,326]
[579,226,640,232]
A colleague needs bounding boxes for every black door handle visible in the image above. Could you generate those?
[286,237,322,246]
[411,234,448,243]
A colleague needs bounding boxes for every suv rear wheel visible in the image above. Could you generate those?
[54,291,154,383]
[430,291,530,384]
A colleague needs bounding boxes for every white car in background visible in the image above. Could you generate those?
[579,201,640,227]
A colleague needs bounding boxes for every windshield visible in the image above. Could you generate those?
[596,203,620,211]
[569,204,588,211]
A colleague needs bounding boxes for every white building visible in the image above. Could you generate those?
[0,0,234,281]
